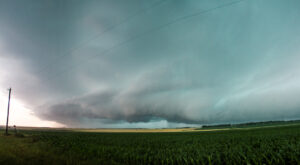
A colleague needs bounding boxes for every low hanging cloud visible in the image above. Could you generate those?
[37,57,300,127]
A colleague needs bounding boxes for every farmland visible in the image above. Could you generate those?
[0,122,300,165]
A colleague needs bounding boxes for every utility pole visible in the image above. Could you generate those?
[5,88,11,135]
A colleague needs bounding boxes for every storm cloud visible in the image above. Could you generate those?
[1,0,300,127]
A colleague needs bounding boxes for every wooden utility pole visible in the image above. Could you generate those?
[5,88,11,135]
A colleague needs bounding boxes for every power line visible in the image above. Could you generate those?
[36,0,168,76]
[5,88,11,135]
[40,0,248,84]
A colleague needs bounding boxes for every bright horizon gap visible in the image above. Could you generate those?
[0,91,64,128]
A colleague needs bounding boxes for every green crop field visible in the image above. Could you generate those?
[0,123,300,165]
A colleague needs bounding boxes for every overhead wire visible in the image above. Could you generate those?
[36,0,169,76]
[40,0,248,85]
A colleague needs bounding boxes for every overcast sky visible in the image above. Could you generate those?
[0,0,300,128]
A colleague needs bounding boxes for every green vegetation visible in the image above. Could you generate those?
[0,124,300,165]
[200,120,300,129]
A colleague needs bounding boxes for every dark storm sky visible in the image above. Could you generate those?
[1,0,300,128]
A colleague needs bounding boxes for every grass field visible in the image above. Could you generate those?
[0,122,300,165]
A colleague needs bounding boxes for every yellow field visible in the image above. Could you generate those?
[5,122,300,133]
[74,127,237,133]
[10,126,227,133]
[76,128,199,133]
